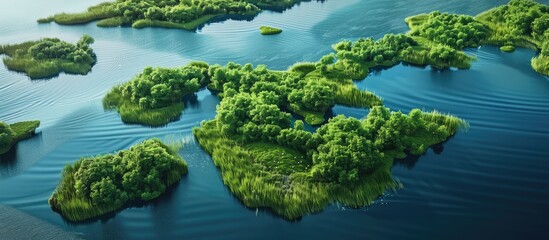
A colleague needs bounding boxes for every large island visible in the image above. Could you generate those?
[0,35,97,79]
[49,139,188,222]
[38,0,318,31]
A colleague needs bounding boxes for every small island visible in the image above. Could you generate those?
[0,121,40,155]
[38,0,313,31]
[0,35,96,79]
[48,139,188,222]
[260,26,282,35]
[103,62,209,126]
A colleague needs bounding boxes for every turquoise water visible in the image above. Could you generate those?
[1,0,548,239]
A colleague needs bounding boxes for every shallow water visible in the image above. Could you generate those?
[1,0,548,239]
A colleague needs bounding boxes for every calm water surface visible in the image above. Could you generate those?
[1,0,548,239]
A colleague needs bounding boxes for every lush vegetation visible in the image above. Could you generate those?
[48,139,188,222]
[103,62,209,126]
[38,0,315,30]
[0,35,96,79]
[260,26,282,35]
[0,121,40,155]
[404,0,548,76]
[476,0,548,76]
[194,103,467,219]
[332,33,476,80]
[406,11,489,50]
[105,55,383,126]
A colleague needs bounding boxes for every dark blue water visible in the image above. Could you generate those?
[1,0,548,239]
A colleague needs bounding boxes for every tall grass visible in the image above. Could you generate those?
[38,2,118,25]
[193,120,398,220]
[420,110,469,133]
[288,62,317,75]
[334,84,383,108]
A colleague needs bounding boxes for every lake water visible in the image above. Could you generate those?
[1,0,548,239]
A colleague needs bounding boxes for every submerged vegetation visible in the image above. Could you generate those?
[48,139,188,222]
[38,0,315,31]
[260,26,282,35]
[0,121,40,155]
[0,35,96,79]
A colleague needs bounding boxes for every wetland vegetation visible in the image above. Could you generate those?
[0,35,96,79]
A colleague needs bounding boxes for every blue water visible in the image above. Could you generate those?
[1,0,549,239]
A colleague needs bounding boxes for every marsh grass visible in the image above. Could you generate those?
[38,2,117,25]
[193,120,398,220]
[288,62,316,75]
[245,142,310,175]
[334,84,383,108]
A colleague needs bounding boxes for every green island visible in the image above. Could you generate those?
[0,121,40,155]
[0,35,96,79]
[260,26,282,35]
[38,0,314,31]
[406,0,549,76]
[48,139,188,222]
[103,62,209,126]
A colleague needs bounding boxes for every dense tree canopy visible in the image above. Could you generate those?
[120,63,207,109]
[49,139,188,221]
[410,11,489,49]
[26,35,96,64]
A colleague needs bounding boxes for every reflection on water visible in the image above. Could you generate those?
[1,0,548,239]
